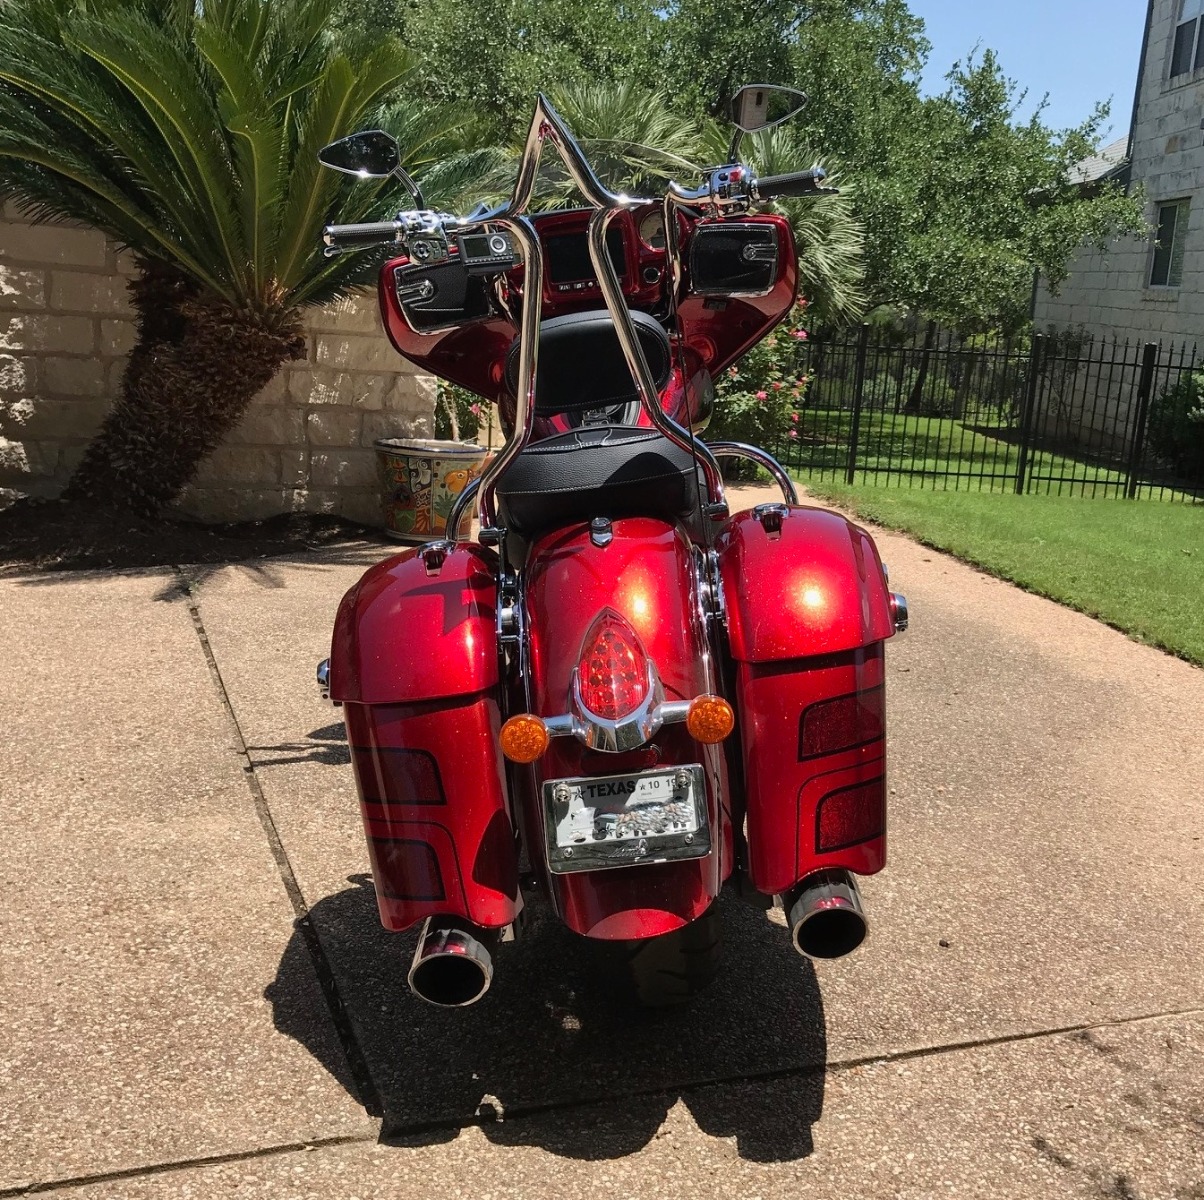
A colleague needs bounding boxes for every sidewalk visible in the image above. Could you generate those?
[2,489,1203,1197]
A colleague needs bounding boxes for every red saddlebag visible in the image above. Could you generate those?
[328,545,518,932]
[715,506,896,896]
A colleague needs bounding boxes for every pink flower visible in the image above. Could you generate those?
[469,403,482,417]
[755,390,769,401]
[791,412,799,423]
[791,388,801,398]
[772,381,783,391]
[727,367,739,378]
[792,329,808,342]
[788,430,799,439]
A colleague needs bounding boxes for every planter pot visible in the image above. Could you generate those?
[374,438,489,542]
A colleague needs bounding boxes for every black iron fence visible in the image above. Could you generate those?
[770,325,1204,502]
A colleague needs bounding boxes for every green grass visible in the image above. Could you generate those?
[783,409,1137,497]
[802,482,1204,666]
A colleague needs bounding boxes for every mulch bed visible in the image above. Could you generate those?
[0,495,386,575]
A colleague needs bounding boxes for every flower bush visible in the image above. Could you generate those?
[434,380,490,443]
[707,303,811,478]
[1147,371,1204,480]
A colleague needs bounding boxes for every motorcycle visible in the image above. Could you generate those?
[315,86,907,1008]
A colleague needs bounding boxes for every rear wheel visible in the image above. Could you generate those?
[621,905,722,1007]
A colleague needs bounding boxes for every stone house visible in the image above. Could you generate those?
[0,203,434,525]
[1034,0,1204,346]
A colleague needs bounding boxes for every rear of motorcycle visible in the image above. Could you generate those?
[325,489,902,1008]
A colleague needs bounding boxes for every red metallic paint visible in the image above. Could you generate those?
[328,544,499,704]
[716,505,895,663]
[521,518,732,937]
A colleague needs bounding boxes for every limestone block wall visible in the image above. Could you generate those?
[0,205,435,525]
[1035,0,1204,347]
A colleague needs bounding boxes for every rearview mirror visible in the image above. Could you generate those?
[730,85,807,134]
[318,130,401,179]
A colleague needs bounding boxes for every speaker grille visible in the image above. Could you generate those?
[394,261,492,332]
[689,223,780,296]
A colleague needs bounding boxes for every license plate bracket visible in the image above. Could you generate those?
[542,765,710,874]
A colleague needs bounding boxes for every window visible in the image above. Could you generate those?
[1171,0,1204,78]
[1150,199,1191,287]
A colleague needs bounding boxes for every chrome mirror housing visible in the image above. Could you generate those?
[729,85,808,133]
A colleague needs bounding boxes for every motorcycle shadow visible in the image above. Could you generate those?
[267,876,827,1162]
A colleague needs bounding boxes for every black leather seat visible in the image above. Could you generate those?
[504,308,673,414]
[497,309,699,539]
[496,425,701,540]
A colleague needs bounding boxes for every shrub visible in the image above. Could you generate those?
[709,306,811,478]
[1147,372,1204,479]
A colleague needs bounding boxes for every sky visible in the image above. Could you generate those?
[908,0,1149,139]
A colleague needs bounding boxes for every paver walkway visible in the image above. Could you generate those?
[2,487,1202,1198]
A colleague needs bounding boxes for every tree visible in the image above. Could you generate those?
[849,52,1147,331]
[0,0,490,514]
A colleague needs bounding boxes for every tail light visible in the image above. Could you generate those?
[576,609,651,721]
[799,684,885,760]
[816,777,886,852]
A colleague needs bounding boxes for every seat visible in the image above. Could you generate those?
[495,425,701,540]
[504,308,673,415]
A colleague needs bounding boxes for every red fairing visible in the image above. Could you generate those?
[522,519,732,938]
[715,505,895,662]
[330,546,518,931]
[329,544,499,704]
[715,505,894,894]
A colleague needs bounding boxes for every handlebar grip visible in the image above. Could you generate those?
[754,169,836,200]
[322,219,402,249]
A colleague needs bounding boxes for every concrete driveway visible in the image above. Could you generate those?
[3,487,1203,1198]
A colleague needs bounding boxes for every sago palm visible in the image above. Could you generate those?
[0,0,488,514]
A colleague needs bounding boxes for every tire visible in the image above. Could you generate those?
[621,905,722,1007]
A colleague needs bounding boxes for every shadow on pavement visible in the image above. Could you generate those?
[246,722,350,767]
[267,876,827,1162]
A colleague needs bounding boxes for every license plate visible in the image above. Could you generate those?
[542,765,710,874]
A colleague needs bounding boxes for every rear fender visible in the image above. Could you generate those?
[522,518,732,938]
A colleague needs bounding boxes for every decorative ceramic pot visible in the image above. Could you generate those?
[374,438,488,542]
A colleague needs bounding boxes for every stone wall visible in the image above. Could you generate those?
[1034,0,1203,346]
[0,205,435,525]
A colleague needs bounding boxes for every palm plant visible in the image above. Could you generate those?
[0,0,490,514]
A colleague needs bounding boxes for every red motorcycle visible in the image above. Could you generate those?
[316,87,906,1008]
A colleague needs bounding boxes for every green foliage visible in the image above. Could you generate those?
[709,307,811,476]
[1148,372,1204,479]
[0,0,492,316]
[433,380,491,443]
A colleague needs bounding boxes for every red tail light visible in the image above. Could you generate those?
[816,777,886,852]
[577,609,651,720]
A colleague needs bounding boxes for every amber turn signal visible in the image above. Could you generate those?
[686,695,735,743]
[500,713,550,763]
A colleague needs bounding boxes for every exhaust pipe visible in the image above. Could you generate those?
[784,870,869,960]
[407,916,499,1007]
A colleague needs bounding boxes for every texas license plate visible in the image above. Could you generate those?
[542,765,710,874]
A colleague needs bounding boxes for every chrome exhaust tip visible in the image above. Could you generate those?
[407,916,498,1007]
[785,870,869,960]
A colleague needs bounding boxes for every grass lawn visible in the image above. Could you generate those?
[802,482,1204,666]
[780,409,1135,498]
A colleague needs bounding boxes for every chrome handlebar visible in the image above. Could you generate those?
[324,96,825,541]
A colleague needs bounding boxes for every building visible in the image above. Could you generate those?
[1034,0,1203,345]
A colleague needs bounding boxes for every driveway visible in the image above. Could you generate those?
[2,487,1203,1198]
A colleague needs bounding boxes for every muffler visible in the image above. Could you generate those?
[407,916,499,1007]
[784,870,869,960]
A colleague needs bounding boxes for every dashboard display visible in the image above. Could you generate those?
[638,211,666,249]
[545,228,627,285]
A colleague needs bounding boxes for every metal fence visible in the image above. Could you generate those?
[770,324,1204,502]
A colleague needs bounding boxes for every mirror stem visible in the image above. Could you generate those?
[726,129,744,165]
[392,165,425,211]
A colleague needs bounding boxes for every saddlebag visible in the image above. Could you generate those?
[715,505,896,895]
[328,545,519,932]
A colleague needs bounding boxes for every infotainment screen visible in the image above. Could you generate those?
[545,228,627,285]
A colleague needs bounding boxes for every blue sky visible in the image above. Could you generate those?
[908,0,1148,139]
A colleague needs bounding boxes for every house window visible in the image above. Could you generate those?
[1149,199,1190,287]
[1170,0,1204,78]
